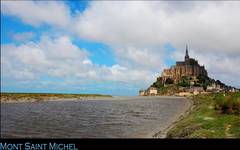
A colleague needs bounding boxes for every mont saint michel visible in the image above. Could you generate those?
[162,45,207,82]
[140,45,239,96]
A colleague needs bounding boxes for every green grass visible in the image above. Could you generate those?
[167,92,240,138]
[0,92,112,103]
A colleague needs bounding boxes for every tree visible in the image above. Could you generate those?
[178,76,190,87]
[165,78,174,84]
[152,81,164,89]
[203,83,208,91]
[197,75,210,90]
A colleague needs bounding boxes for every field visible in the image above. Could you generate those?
[167,92,240,138]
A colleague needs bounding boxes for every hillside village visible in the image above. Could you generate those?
[139,45,239,96]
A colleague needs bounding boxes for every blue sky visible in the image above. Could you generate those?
[1,1,240,95]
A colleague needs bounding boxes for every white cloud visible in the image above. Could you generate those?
[12,32,35,42]
[3,1,240,54]
[2,1,240,90]
[1,36,156,90]
[73,1,240,53]
[82,59,92,65]
[1,36,89,80]
[1,1,71,27]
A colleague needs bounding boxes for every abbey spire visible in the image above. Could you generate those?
[185,44,189,61]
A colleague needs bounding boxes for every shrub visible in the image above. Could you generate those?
[152,81,164,89]
[214,93,225,110]
[178,76,190,87]
[165,78,174,84]
[214,92,240,114]
[232,96,240,114]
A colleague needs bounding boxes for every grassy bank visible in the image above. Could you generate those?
[0,92,112,103]
[167,92,240,138]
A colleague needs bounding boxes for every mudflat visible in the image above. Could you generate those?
[0,93,112,103]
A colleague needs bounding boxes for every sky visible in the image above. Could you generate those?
[1,1,240,96]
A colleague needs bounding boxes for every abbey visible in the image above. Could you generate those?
[161,45,207,83]
[139,45,238,96]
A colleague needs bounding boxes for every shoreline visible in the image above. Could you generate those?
[151,97,194,138]
[0,93,113,103]
[0,96,114,104]
[1,94,184,104]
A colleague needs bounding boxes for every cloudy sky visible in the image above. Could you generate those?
[1,1,240,95]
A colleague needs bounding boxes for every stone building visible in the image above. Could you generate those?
[161,45,207,83]
[139,87,158,96]
[147,87,158,95]
[139,89,146,96]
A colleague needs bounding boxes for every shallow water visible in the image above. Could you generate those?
[1,96,189,138]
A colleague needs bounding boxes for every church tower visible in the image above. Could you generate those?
[185,44,189,61]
